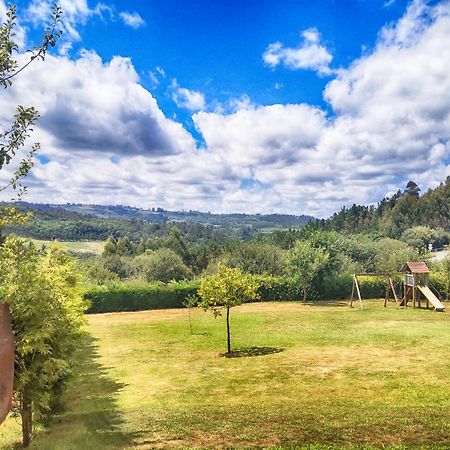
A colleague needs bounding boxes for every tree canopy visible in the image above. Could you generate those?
[0,237,87,446]
[198,264,259,354]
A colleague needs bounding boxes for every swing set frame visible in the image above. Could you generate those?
[350,273,400,310]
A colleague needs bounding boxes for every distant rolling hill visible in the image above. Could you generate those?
[2,202,314,242]
[16,202,313,228]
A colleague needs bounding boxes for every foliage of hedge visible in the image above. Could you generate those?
[319,274,400,300]
[429,273,447,299]
[85,280,199,313]
[255,275,304,301]
[84,273,433,313]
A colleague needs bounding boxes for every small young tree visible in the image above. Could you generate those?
[183,294,198,335]
[0,237,87,447]
[198,264,259,354]
[287,240,329,301]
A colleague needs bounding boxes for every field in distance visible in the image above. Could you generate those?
[2,300,450,449]
[29,239,105,255]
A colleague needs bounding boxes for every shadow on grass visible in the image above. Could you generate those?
[221,346,284,358]
[29,333,137,449]
[303,300,349,308]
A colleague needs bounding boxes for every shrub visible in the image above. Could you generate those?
[132,248,193,283]
[217,243,287,276]
[401,226,450,253]
[374,238,419,273]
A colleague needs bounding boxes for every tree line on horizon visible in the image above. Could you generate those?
[312,178,450,241]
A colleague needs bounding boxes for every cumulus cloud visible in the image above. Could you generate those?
[195,0,450,215]
[119,11,145,28]
[1,51,195,158]
[2,0,450,218]
[24,0,141,47]
[263,27,333,75]
[25,0,94,42]
[171,81,206,112]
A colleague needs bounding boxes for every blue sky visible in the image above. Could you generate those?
[1,0,450,217]
[61,0,413,137]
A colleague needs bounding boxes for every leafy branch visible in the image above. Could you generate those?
[0,3,62,200]
[0,3,63,88]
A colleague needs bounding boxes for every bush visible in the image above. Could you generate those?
[401,226,450,253]
[132,248,193,283]
[374,238,419,273]
[217,243,287,276]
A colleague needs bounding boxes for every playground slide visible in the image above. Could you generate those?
[417,285,445,312]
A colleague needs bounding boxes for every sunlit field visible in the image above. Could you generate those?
[2,300,450,449]
[29,239,105,255]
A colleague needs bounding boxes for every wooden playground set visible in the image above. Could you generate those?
[350,261,445,312]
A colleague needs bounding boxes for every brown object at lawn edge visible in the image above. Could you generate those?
[0,302,14,425]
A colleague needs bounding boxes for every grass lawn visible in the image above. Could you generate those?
[2,300,450,449]
[29,239,105,255]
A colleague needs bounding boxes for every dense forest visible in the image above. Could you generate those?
[313,178,450,240]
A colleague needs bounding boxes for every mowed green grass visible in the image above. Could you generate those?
[29,239,105,255]
[2,300,450,449]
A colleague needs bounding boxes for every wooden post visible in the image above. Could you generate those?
[353,275,363,310]
[413,286,416,309]
[389,277,400,306]
[350,277,355,308]
[384,278,389,307]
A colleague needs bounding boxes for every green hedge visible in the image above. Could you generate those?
[85,273,446,314]
[85,280,199,313]
[256,275,304,301]
[319,274,400,300]
[430,273,448,299]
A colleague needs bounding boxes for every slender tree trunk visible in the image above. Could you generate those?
[226,307,231,354]
[21,389,32,448]
[188,306,193,335]
[303,287,307,301]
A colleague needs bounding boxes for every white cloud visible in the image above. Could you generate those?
[119,11,145,29]
[2,0,450,218]
[171,82,206,112]
[195,0,450,216]
[24,1,141,48]
[25,0,93,42]
[384,0,396,7]
[149,66,165,86]
[263,27,333,75]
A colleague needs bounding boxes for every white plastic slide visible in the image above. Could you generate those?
[417,285,445,312]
